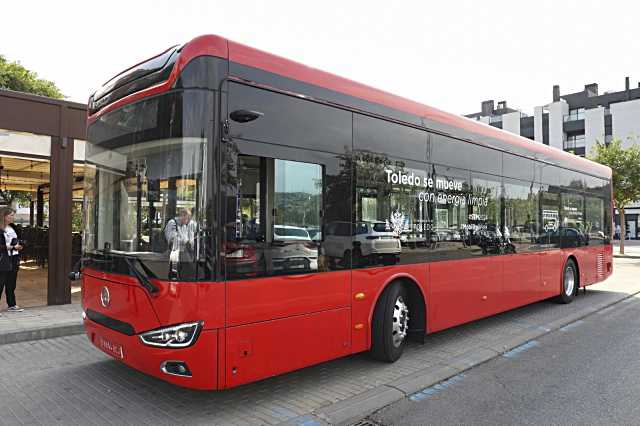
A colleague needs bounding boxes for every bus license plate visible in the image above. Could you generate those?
[98,336,124,359]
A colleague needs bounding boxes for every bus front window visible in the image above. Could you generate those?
[84,90,213,281]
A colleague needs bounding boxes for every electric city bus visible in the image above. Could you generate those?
[81,35,613,390]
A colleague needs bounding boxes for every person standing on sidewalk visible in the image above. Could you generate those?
[0,207,23,312]
[0,211,14,314]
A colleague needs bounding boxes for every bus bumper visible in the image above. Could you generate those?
[84,318,218,390]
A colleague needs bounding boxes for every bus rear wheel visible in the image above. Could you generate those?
[371,282,410,362]
[556,259,577,304]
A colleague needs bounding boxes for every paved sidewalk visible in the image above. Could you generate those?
[0,303,82,345]
[614,241,640,258]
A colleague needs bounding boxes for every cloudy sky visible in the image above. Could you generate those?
[2,0,638,115]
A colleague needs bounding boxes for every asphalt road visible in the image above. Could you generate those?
[370,292,640,426]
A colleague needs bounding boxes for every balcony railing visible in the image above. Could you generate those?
[563,112,585,122]
[563,136,586,150]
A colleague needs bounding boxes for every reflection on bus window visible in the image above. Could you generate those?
[561,193,586,248]
[84,91,212,281]
[586,196,606,245]
[504,179,539,253]
[223,155,323,279]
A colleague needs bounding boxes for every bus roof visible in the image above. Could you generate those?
[98,34,612,179]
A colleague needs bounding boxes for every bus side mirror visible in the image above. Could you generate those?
[230,109,263,123]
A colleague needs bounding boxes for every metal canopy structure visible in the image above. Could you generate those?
[0,89,86,305]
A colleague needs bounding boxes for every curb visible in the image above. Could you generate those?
[282,289,640,426]
[0,323,84,346]
[613,255,640,259]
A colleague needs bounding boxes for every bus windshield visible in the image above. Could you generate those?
[83,90,213,281]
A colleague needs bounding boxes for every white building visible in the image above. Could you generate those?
[465,77,640,239]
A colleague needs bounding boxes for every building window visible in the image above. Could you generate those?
[564,108,585,122]
[564,134,585,150]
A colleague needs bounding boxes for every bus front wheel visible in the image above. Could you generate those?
[371,282,410,362]
[556,259,578,304]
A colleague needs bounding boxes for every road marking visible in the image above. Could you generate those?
[512,320,551,332]
[294,416,321,426]
[502,340,539,358]
[269,406,298,421]
[598,305,617,315]
[560,320,585,332]
[409,373,466,402]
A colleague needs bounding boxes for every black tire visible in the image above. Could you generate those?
[556,259,578,304]
[371,282,410,362]
[352,248,364,267]
[342,249,351,268]
[381,254,396,266]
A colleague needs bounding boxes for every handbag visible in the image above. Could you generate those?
[0,235,12,272]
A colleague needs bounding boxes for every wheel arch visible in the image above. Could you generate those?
[369,273,427,343]
[566,254,580,290]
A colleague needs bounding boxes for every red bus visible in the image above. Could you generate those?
[81,35,613,390]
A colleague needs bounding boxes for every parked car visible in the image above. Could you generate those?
[272,225,318,272]
[324,221,401,267]
[305,227,322,242]
[223,240,259,278]
[399,231,428,248]
[274,225,312,241]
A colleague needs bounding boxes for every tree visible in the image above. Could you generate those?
[590,139,640,254]
[0,190,32,208]
[0,54,64,99]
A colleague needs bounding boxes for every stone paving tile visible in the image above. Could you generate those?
[0,303,82,335]
[0,260,636,425]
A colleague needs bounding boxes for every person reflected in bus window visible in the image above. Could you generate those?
[164,208,197,279]
[502,225,516,254]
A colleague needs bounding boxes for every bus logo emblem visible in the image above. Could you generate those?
[100,287,110,308]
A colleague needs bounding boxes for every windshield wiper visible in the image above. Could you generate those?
[123,257,159,294]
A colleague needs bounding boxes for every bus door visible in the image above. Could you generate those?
[220,82,352,387]
[539,190,563,298]
[501,179,542,307]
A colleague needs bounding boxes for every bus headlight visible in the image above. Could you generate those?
[139,321,203,348]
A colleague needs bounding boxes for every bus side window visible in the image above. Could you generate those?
[539,188,561,248]
[503,178,540,253]
[560,193,585,248]
[223,154,324,279]
[585,196,606,245]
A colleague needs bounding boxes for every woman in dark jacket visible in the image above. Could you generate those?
[1,207,23,311]
[0,210,17,314]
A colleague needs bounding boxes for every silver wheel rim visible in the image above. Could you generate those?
[564,266,575,297]
[392,295,409,348]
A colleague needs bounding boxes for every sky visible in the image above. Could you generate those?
[1,0,639,116]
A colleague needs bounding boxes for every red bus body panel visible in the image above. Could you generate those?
[226,271,350,326]
[147,280,225,330]
[501,251,541,309]
[82,269,225,331]
[81,244,612,390]
[225,307,351,388]
[82,271,161,333]
[428,256,503,332]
